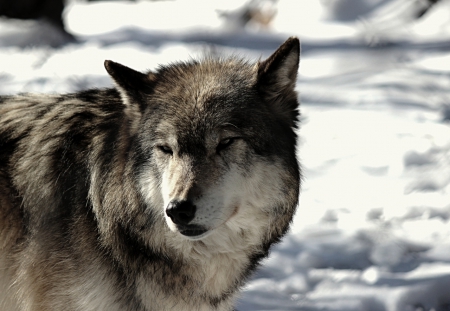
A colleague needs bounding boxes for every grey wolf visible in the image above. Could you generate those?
[0,37,300,311]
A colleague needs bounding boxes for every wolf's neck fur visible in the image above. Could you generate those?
[129,218,267,311]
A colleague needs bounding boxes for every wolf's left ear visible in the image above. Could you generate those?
[105,60,154,110]
[257,37,300,124]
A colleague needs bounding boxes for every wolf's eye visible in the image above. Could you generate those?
[216,138,236,153]
[157,145,173,155]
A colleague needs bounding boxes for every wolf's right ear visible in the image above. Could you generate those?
[104,60,154,109]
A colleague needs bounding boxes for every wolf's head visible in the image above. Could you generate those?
[105,37,300,243]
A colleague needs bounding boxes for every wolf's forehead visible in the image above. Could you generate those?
[151,61,258,138]
[152,94,252,145]
[156,80,256,118]
[156,60,256,103]
[154,109,242,139]
[170,78,249,108]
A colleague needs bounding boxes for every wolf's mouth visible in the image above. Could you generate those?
[178,225,208,238]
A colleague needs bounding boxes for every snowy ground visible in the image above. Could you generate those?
[1,1,450,310]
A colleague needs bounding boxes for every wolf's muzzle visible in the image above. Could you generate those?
[166,200,209,238]
[165,200,196,226]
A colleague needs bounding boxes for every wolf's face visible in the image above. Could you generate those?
[105,38,300,241]
[154,120,256,240]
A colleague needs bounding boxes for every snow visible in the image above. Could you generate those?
[1,0,450,310]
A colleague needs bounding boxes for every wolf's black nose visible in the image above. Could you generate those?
[166,200,196,225]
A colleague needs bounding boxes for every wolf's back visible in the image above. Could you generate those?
[0,89,125,246]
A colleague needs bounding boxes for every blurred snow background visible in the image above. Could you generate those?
[1,0,450,310]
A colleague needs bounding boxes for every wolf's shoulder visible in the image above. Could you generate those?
[0,88,121,107]
[0,88,123,143]
[0,88,123,122]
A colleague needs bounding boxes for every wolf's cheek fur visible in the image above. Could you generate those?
[192,159,296,252]
[189,165,244,228]
[138,162,165,217]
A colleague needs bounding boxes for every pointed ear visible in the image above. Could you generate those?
[105,60,155,133]
[104,60,154,109]
[257,37,300,124]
